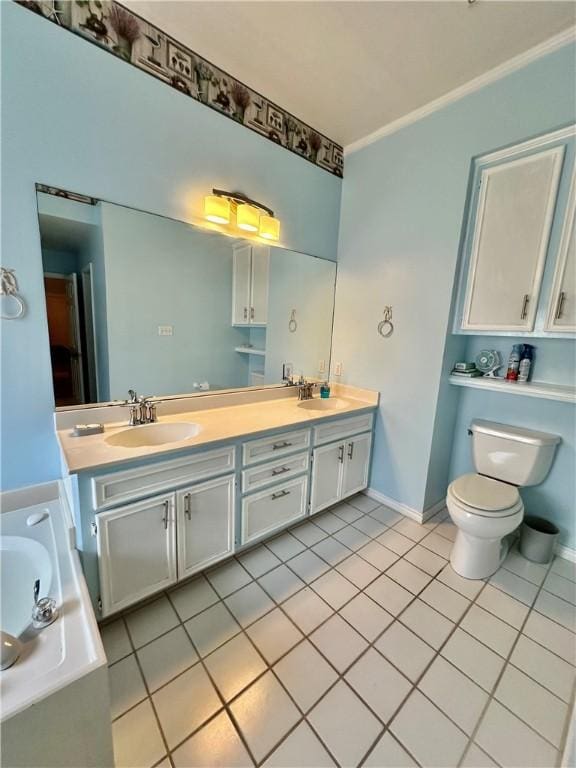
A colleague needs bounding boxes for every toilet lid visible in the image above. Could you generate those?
[451,473,520,512]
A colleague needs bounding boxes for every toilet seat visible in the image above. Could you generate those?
[448,474,522,518]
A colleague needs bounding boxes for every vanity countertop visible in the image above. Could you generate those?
[57,385,378,473]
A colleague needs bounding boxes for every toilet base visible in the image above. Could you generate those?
[450,530,512,580]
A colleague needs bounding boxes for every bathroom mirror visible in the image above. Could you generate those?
[36,187,336,408]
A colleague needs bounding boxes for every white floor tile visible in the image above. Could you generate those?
[363,732,417,767]
[502,548,547,586]
[551,556,576,583]
[352,514,389,538]
[391,689,468,768]
[419,655,488,735]
[332,501,364,522]
[419,580,470,622]
[489,568,539,606]
[347,493,381,514]
[246,608,303,664]
[511,634,576,702]
[399,598,455,649]
[224,582,275,628]
[437,564,484,599]
[420,531,453,559]
[266,532,306,561]
[273,639,338,712]
[460,604,518,658]
[495,664,568,747]
[386,559,432,594]
[393,518,428,542]
[281,587,333,634]
[356,540,399,571]
[476,700,558,768]
[101,619,132,665]
[340,593,394,641]
[404,545,446,576]
[239,546,282,579]
[311,569,359,609]
[258,565,306,604]
[112,699,166,768]
[184,602,241,657]
[230,671,300,762]
[375,621,435,682]
[476,584,529,629]
[137,626,198,692]
[377,529,414,556]
[312,536,353,565]
[152,663,222,750]
[310,614,368,672]
[544,571,576,606]
[290,521,326,547]
[172,711,253,768]
[369,505,403,527]
[109,654,147,720]
[365,574,413,616]
[535,589,576,632]
[287,549,330,583]
[308,681,383,767]
[433,519,458,542]
[206,560,252,598]
[125,596,179,649]
[442,628,505,692]
[333,524,371,551]
[263,722,335,768]
[313,511,347,535]
[204,633,267,702]
[169,575,219,621]
[522,609,576,665]
[345,648,412,722]
[461,744,499,768]
[335,553,380,588]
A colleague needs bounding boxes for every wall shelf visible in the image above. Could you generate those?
[449,375,576,404]
[235,346,266,357]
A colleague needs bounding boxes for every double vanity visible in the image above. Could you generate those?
[56,385,378,618]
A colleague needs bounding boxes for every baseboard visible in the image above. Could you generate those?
[556,543,576,563]
[364,488,446,524]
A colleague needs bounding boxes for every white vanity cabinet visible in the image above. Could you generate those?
[232,243,270,325]
[310,415,374,514]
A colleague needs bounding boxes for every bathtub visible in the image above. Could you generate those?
[1,481,113,768]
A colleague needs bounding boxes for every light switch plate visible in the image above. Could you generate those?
[334,361,343,376]
[318,359,326,374]
[158,325,173,336]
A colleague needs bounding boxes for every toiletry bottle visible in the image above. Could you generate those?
[320,381,330,399]
[518,344,534,382]
[505,344,523,381]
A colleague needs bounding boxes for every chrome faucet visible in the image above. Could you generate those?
[125,390,157,425]
[296,377,314,401]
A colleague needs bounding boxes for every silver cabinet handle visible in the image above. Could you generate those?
[271,489,290,500]
[250,307,255,320]
[338,444,344,463]
[273,440,292,450]
[347,442,354,459]
[162,500,169,530]
[243,307,248,320]
[555,291,567,320]
[272,466,291,476]
[520,294,530,320]
[184,493,191,520]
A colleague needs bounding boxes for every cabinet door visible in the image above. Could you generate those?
[232,245,252,325]
[341,432,372,499]
[310,442,343,515]
[462,147,564,331]
[241,475,308,545]
[176,475,235,580]
[546,172,576,333]
[250,246,269,324]
[97,494,176,617]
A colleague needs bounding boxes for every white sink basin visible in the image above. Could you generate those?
[106,422,200,448]
[297,398,347,412]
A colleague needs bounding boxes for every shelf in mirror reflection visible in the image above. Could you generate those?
[235,347,266,356]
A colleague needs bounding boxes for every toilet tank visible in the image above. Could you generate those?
[470,420,560,486]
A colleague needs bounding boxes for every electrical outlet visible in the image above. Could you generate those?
[158,325,173,336]
[318,359,326,374]
[334,361,343,376]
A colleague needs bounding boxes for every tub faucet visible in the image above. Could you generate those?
[32,579,58,629]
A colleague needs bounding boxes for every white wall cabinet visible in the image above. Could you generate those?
[232,244,269,325]
[310,431,372,514]
[460,146,564,332]
[545,170,576,333]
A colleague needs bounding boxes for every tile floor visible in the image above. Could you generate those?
[100,494,576,768]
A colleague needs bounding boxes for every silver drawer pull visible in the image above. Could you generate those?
[338,444,344,463]
[520,294,530,320]
[162,500,169,529]
[272,440,292,450]
[184,493,191,520]
[272,466,291,476]
[555,291,567,320]
[271,489,290,500]
[347,442,354,459]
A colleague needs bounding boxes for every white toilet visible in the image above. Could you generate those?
[447,419,560,580]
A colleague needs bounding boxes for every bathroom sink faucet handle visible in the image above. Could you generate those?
[127,389,138,403]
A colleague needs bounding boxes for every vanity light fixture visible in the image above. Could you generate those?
[203,189,281,241]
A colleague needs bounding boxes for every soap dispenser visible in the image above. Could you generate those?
[320,381,330,399]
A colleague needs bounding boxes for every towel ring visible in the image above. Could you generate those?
[1,268,26,320]
[377,306,394,338]
[288,309,297,333]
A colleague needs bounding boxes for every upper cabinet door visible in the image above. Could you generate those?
[250,246,270,324]
[232,244,252,325]
[545,170,576,333]
[461,146,564,332]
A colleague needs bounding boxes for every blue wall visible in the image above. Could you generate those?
[0,3,341,490]
[332,42,576,523]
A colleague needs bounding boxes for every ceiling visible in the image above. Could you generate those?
[125,1,575,148]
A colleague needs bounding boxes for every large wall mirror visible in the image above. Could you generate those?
[36,187,337,408]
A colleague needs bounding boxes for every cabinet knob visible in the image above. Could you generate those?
[520,294,530,320]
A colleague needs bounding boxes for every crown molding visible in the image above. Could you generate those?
[345,26,576,156]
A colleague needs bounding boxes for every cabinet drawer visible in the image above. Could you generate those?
[241,475,308,545]
[242,451,309,493]
[313,413,374,446]
[92,445,235,510]
[242,428,310,466]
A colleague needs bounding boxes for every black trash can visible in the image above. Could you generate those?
[519,516,559,564]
